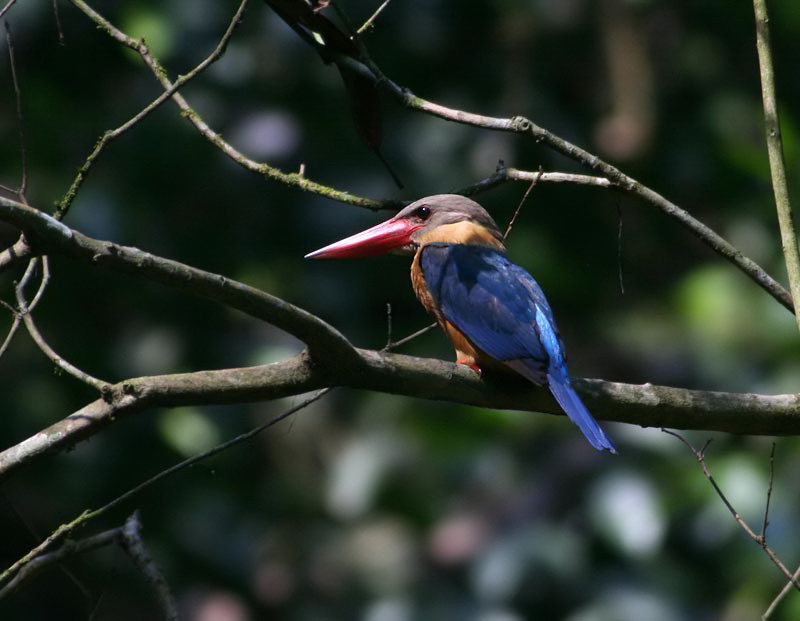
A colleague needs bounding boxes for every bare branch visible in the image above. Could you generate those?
[119,514,178,621]
[0,235,32,269]
[52,0,64,45]
[503,169,541,240]
[15,257,109,391]
[430,114,793,314]
[0,0,17,21]
[0,196,356,363]
[67,0,384,210]
[761,444,798,620]
[384,320,437,352]
[56,0,251,219]
[664,430,800,591]
[764,563,800,619]
[3,21,27,199]
[1,348,800,482]
[357,0,394,35]
[761,442,776,539]
[0,313,20,359]
[753,0,800,331]
[0,524,124,598]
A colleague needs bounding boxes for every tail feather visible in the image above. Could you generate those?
[548,376,616,453]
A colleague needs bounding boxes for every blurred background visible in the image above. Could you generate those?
[1,0,800,619]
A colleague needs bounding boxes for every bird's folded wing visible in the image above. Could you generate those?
[420,244,562,383]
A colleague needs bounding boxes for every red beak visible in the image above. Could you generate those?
[305,217,421,259]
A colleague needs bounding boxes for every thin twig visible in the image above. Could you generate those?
[0,524,123,598]
[0,302,21,358]
[0,18,34,274]
[616,201,625,294]
[760,442,796,620]
[14,258,109,391]
[504,168,541,240]
[752,0,800,331]
[52,0,65,45]
[761,442,776,538]
[383,322,437,351]
[66,0,381,211]
[94,388,331,521]
[56,0,251,219]
[16,254,38,290]
[764,563,800,619]
[0,0,17,20]
[384,302,393,349]
[28,255,49,310]
[664,430,800,591]
[357,0,393,34]
[450,166,612,199]
[4,21,27,200]
[382,302,439,352]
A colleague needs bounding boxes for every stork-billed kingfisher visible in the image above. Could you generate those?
[306,194,616,453]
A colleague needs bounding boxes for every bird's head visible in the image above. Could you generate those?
[305,194,506,259]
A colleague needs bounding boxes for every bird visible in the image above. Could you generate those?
[305,194,616,453]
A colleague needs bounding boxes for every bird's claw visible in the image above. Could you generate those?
[456,360,482,375]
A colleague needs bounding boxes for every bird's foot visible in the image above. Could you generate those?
[456,359,482,375]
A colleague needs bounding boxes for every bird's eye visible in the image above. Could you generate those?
[415,206,431,221]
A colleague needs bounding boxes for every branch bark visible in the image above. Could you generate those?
[753,0,800,331]
[1,347,799,482]
[0,196,356,364]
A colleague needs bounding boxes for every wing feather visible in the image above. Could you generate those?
[420,244,558,381]
[419,244,615,453]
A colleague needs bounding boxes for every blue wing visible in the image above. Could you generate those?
[420,244,615,453]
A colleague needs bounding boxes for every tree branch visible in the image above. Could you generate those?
[67,0,385,210]
[0,196,356,364]
[0,524,124,598]
[753,0,800,330]
[14,257,109,390]
[119,513,178,621]
[55,0,251,219]
[1,346,799,482]
[665,431,800,593]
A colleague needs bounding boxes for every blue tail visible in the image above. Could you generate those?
[548,374,616,453]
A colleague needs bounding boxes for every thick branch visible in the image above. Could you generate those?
[0,348,798,481]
